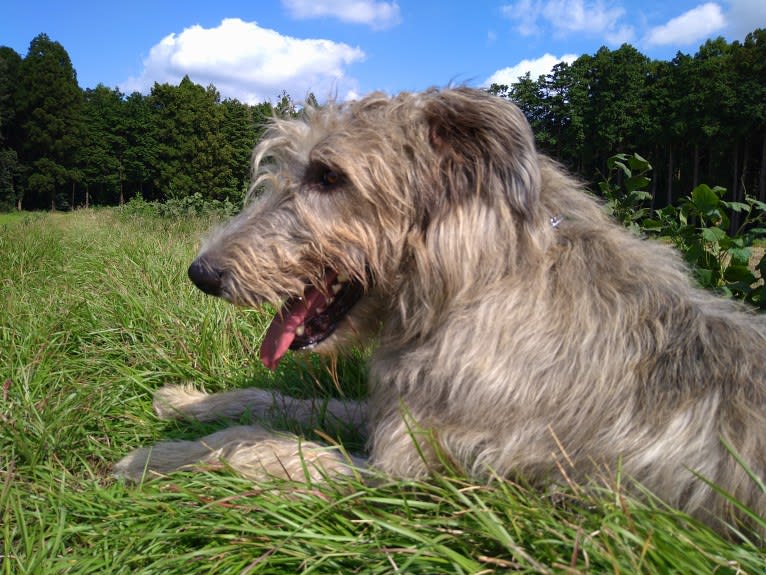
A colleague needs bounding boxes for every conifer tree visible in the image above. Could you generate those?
[15,34,82,209]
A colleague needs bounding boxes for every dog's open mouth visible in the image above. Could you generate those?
[259,271,364,370]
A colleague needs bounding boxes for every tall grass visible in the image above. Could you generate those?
[1,210,763,574]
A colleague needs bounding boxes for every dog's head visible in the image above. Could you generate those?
[188,87,545,369]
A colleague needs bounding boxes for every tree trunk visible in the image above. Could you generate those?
[740,139,750,202]
[651,145,659,209]
[666,146,674,206]
[118,159,125,205]
[731,140,748,234]
[731,142,739,203]
[692,143,700,190]
[760,131,766,202]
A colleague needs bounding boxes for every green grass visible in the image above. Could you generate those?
[0,211,41,227]
[1,210,764,574]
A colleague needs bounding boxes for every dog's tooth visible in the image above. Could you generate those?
[332,283,342,294]
[295,325,305,336]
[336,273,349,283]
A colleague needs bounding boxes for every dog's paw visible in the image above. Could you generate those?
[112,447,162,482]
[112,437,214,482]
[152,384,208,420]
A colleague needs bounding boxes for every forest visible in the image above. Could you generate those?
[0,30,764,212]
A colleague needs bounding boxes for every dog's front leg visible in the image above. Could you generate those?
[113,424,363,483]
[152,384,367,433]
[367,411,442,479]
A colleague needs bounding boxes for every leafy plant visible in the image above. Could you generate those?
[599,152,653,233]
[120,192,239,219]
[600,153,766,308]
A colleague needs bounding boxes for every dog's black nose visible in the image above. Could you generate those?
[188,257,224,296]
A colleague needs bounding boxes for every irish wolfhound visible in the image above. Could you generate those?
[115,87,766,533]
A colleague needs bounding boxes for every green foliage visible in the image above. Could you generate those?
[0,36,274,211]
[601,153,766,307]
[14,33,83,210]
[599,152,653,233]
[0,47,22,211]
[120,191,240,219]
[493,29,766,204]
[80,85,129,205]
[0,147,20,210]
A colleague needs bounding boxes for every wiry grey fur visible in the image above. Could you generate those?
[115,87,766,535]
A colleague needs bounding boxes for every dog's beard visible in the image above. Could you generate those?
[259,271,364,370]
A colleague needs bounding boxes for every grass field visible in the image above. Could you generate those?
[0,212,39,227]
[1,209,764,574]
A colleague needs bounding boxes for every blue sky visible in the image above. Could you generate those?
[3,0,764,104]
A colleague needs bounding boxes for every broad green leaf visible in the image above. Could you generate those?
[723,265,755,284]
[625,176,650,193]
[727,246,751,266]
[721,201,750,213]
[641,218,662,229]
[695,267,714,287]
[701,227,726,243]
[691,185,720,212]
[627,153,651,172]
[606,153,628,171]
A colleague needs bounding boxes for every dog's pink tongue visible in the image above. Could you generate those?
[259,275,337,370]
[260,299,309,371]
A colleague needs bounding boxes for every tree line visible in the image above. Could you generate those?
[0,31,765,212]
[489,29,766,209]
[0,34,300,211]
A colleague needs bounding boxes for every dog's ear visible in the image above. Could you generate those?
[423,88,542,221]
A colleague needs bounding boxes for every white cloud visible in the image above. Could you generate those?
[485,53,578,87]
[644,3,726,46]
[543,0,626,35]
[282,0,401,29]
[724,0,766,40]
[120,18,365,104]
[502,0,633,42]
[605,25,635,45]
[501,0,543,36]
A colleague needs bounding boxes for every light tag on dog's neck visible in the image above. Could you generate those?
[550,215,564,230]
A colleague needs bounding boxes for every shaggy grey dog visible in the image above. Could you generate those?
[115,87,766,534]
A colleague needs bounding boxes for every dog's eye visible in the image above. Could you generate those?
[305,162,344,191]
[322,170,340,187]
